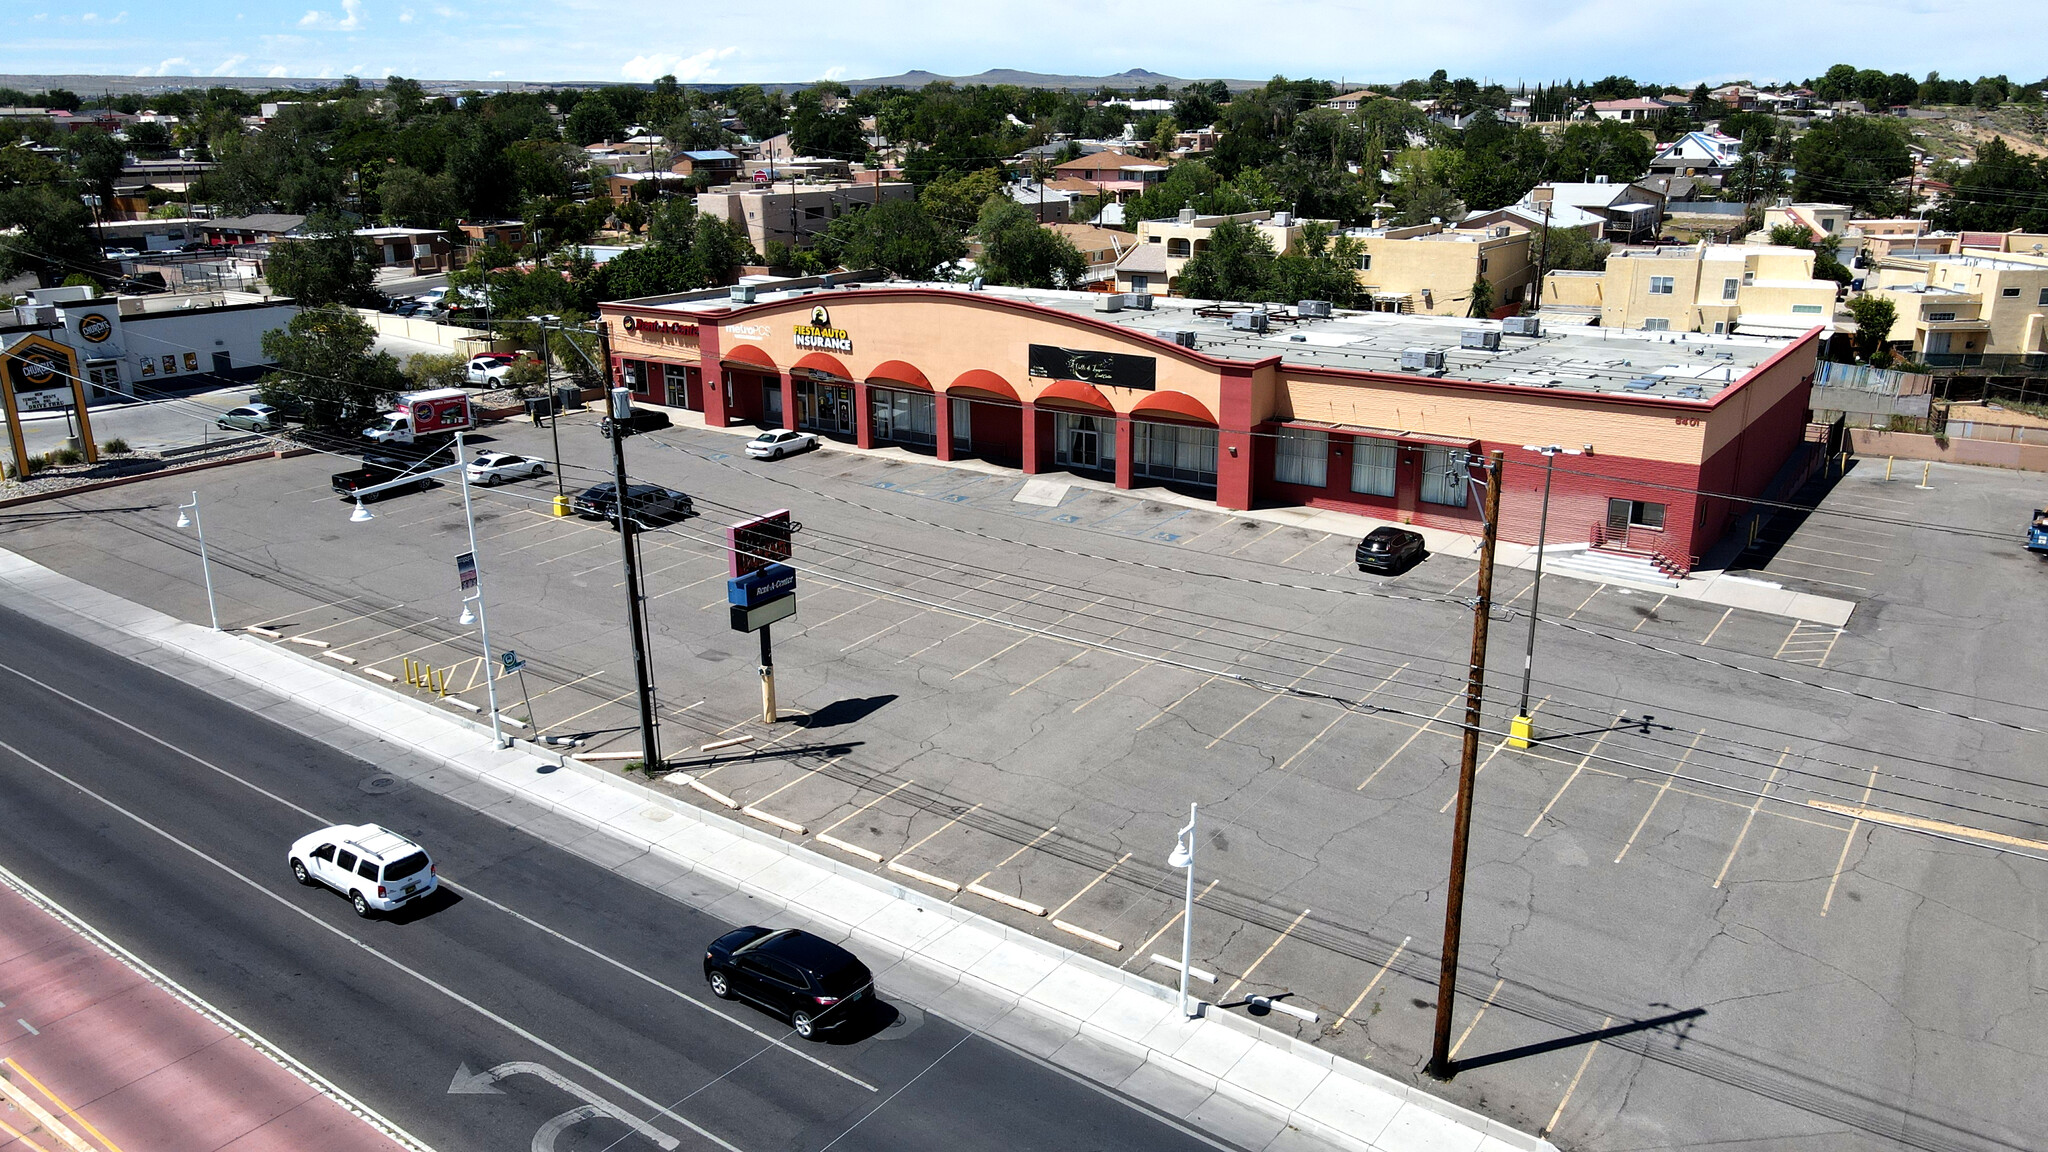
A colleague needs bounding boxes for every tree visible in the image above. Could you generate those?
[1549,119,1654,183]
[0,184,101,285]
[258,309,406,432]
[1934,137,2048,232]
[1267,223,1364,308]
[1387,147,1465,225]
[264,214,377,306]
[1533,225,1609,272]
[401,352,468,392]
[1467,275,1494,318]
[918,168,1003,230]
[972,198,1087,289]
[567,100,622,146]
[1175,220,1276,301]
[813,199,964,280]
[1792,116,1913,213]
[376,165,458,226]
[1845,294,1898,362]
[68,128,128,210]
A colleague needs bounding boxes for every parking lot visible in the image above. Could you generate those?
[3,414,2044,1152]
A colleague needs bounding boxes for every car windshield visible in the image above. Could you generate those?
[382,852,430,882]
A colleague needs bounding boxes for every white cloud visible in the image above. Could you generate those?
[213,54,249,75]
[134,56,189,77]
[82,11,126,22]
[620,46,737,84]
[487,70,506,79]
[268,64,290,77]
[820,66,847,81]
[299,0,364,30]
[399,8,414,21]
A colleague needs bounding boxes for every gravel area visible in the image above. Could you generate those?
[0,439,273,500]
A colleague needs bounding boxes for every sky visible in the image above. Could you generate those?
[6,0,2045,89]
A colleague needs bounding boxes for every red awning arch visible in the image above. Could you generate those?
[1033,379,1114,412]
[946,369,1020,402]
[721,343,777,371]
[792,351,853,381]
[1131,390,1216,425]
[867,360,932,390]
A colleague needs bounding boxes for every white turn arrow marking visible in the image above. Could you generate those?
[450,1061,680,1150]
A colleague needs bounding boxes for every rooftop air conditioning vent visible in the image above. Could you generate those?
[1624,377,1660,391]
[1229,311,1269,333]
[1128,293,1154,310]
[1297,299,1333,318]
[730,285,756,304]
[1167,329,1198,348]
[1461,329,1502,351]
[1502,315,1542,337]
[1096,294,1123,313]
[1400,348,1446,371]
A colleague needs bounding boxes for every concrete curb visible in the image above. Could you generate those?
[0,547,1552,1152]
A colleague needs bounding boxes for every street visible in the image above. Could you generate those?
[0,413,2042,1151]
[0,603,1233,1152]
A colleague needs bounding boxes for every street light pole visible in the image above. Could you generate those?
[1169,803,1199,1018]
[607,386,662,772]
[174,491,219,631]
[1511,445,1581,748]
[453,430,507,748]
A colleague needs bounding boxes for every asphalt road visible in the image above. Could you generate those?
[0,603,1234,1152]
[9,384,251,455]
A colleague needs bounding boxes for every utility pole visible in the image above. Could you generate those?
[605,386,661,772]
[1512,446,1580,746]
[1428,449,1504,1082]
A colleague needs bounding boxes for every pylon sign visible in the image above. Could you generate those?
[0,333,97,478]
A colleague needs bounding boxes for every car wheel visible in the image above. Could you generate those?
[291,859,313,886]
[708,970,735,1000]
[791,1010,817,1040]
[352,891,374,918]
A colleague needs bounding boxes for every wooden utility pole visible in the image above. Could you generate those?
[1428,449,1505,1081]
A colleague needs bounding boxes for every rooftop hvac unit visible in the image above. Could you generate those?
[1296,299,1333,318]
[1461,329,1502,351]
[1624,377,1660,391]
[1229,311,1268,333]
[1166,329,1198,348]
[730,285,756,304]
[1095,294,1123,313]
[1400,348,1446,371]
[1502,315,1542,337]
[819,273,836,288]
[967,276,985,291]
[1127,292,1154,310]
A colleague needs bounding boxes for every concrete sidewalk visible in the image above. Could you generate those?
[645,402,1855,626]
[0,545,1549,1152]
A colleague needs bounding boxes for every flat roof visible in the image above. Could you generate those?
[627,281,1801,402]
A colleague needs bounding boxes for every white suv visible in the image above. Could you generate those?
[288,824,438,917]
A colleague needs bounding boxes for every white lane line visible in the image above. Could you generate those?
[0,660,874,1093]
[0,738,748,1151]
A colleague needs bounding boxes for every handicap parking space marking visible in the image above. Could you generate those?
[1153,531,1183,543]
[1052,513,1081,524]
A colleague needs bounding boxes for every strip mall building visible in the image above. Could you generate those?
[599,280,1817,574]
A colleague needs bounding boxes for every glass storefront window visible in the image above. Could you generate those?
[797,379,854,434]
[1350,437,1396,497]
[1273,428,1328,488]
[950,397,972,450]
[664,364,691,409]
[1053,412,1115,471]
[1133,421,1217,486]
[870,387,936,446]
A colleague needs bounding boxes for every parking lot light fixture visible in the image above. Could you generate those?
[173,490,219,631]
[350,499,374,523]
[1512,445,1581,748]
[1169,803,1199,1018]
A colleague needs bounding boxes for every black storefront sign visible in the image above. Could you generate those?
[1028,344,1156,391]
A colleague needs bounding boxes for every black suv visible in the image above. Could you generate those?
[1355,526,1426,573]
[571,482,692,528]
[704,927,873,1038]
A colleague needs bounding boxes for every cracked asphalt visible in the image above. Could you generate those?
[1,411,2043,1152]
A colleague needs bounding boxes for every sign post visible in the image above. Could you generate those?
[728,516,798,723]
[502,649,534,731]
[1,334,96,480]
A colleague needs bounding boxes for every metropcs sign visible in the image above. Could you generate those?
[792,305,852,354]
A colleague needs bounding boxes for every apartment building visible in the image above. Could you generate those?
[1044,223,1139,288]
[1542,242,1838,336]
[695,181,915,253]
[1343,223,1536,316]
[1864,252,2048,361]
[1115,209,1325,295]
[1052,151,1169,199]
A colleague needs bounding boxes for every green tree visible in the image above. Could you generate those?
[258,309,406,432]
[1267,223,1364,308]
[1549,119,1654,182]
[0,184,101,285]
[376,165,458,226]
[1532,225,1609,272]
[972,198,1087,289]
[401,352,468,391]
[813,199,964,279]
[68,128,128,210]
[918,168,1003,229]
[567,100,622,146]
[1387,147,1465,225]
[1466,275,1494,318]
[1845,294,1898,361]
[1175,219,1276,300]
[263,214,377,306]
[1792,116,1913,213]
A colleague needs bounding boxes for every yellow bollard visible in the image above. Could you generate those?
[1508,714,1534,750]
[1919,460,1932,489]
[404,657,416,686]
[433,667,446,697]
[552,493,571,517]
[1885,456,1894,482]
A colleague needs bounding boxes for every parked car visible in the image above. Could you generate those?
[746,429,818,460]
[465,353,517,386]
[572,482,692,528]
[572,482,618,519]
[288,823,437,918]
[332,456,435,501]
[217,403,283,432]
[2029,508,2048,553]
[703,927,873,1039]
[100,247,141,261]
[1355,526,1426,574]
[467,451,545,486]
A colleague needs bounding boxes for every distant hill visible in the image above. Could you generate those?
[0,67,1264,99]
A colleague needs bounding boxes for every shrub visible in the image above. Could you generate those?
[102,438,130,454]
[51,447,84,466]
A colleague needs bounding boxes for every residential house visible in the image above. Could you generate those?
[1045,222,1140,289]
[1482,180,1666,244]
[1322,90,1381,112]
[1541,242,1838,336]
[1588,98,1675,122]
[1003,182,1087,223]
[1710,85,1760,110]
[1341,222,1536,316]
[605,170,687,205]
[458,220,528,251]
[355,227,452,273]
[1053,151,1169,200]
[203,214,307,247]
[695,181,915,253]
[671,150,741,181]
[1761,202,1852,241]
[1651,131,1742,179]
[1116,209,1327,296]
[1863,251,2048,362]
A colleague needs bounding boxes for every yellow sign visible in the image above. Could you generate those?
[0,334,96,477]
[793,304,851,353]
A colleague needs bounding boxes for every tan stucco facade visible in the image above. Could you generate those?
[1548,243,1836,334]
[1350,226,1535,316]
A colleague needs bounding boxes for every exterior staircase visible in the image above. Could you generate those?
[1541,546,1683,588]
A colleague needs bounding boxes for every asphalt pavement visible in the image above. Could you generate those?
[0,602,1236,1152]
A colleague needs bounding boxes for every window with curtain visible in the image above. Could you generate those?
[1273,428,1328,488]
[1350,437,1396,497]
[1419,446,1468,507]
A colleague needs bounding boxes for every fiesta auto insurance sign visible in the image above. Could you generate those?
[792,305,851,354]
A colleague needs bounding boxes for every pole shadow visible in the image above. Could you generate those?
[1451,1007,1705,1074]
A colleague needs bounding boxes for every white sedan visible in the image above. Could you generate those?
[746,429,818,460]
[467,452,546,485]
